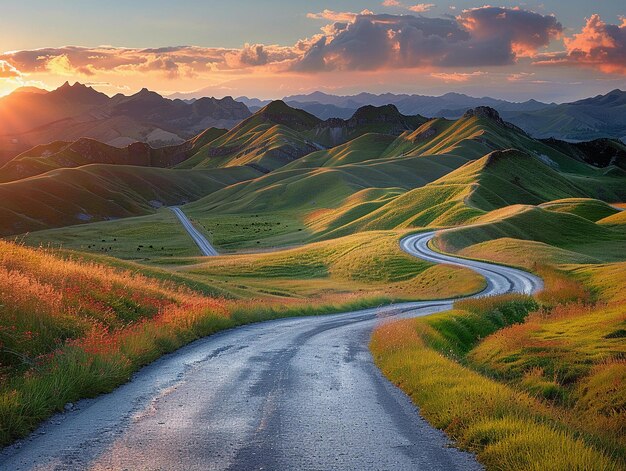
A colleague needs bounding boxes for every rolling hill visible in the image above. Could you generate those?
[306,104,428,147]
[0,128,228,183]
[0,164,260,236]
[175,101,322,172]
[177,102,429,172]
[172,107,626,248]
[6,103,626,251]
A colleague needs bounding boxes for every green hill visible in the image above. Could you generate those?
[435,206,620,252]
[175,102,321,172]
[0,164,260,236]
[12,105,626,251]
[316,148,617,239]
[539,198,620,222]
[283,133,398,169]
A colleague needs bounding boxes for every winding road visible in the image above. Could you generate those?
[0,231,542,471]
[170,207,219,256]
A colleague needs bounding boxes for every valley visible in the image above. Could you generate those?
[1,92,625,470]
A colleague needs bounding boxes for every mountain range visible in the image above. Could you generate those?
[0,82,251,163]
[3,84,625,168]
[236,89,626,142]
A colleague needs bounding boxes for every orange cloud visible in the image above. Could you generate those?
[408,4,435,13]
[561,14,626,74]
[306,10,373,23]
[0,60,22,79]
[430,71,486,82]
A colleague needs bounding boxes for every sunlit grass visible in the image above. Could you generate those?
[371,260,626,469]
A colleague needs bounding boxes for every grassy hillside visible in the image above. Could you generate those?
[379,109,601,174]
[181,230,484,300]
[176,101,321,172]
[283,133,398,169]
[21,210,208,260]
[0,164,260,236]
[434,205,626,261]
[539,198,620,221]
[0,129,229,183]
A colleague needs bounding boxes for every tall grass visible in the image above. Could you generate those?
[0,240,395,446]
[371,263,626,470]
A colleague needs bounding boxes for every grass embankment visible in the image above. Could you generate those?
[371,260,626,470]
[183,230,485,299]
[0,231,484,447]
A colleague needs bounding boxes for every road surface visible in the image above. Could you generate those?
[0,231,542,471]
[170,207,218,256]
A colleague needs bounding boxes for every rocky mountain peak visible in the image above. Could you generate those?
[463,106,502,121]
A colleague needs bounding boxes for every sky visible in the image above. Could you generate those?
[0,1,625,101]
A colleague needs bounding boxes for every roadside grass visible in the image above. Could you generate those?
[371,252,626,469]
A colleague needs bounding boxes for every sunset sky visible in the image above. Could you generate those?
[1,1,625,101]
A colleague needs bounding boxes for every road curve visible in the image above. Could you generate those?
[170,206,218,256]
[1,231,542,471]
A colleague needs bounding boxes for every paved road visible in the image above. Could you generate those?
[1,231,542,471]
[170,206,218,256]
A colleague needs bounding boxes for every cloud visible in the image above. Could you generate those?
[1,45,247,80]
[0,60,23,79]
[296,8,562,71]
[408,4,435,13]
[507,72,535,82]
[0,7,569,81]
[430,71,486,82]
[535,15,626,74]
[457,6,562,57]
[306,10,373,23]
[381,1,435,12]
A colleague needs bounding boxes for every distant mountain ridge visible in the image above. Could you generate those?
[0,82,251,160]
[236,91,552,118]
[501,89,626,142]
[237,89,626,142]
